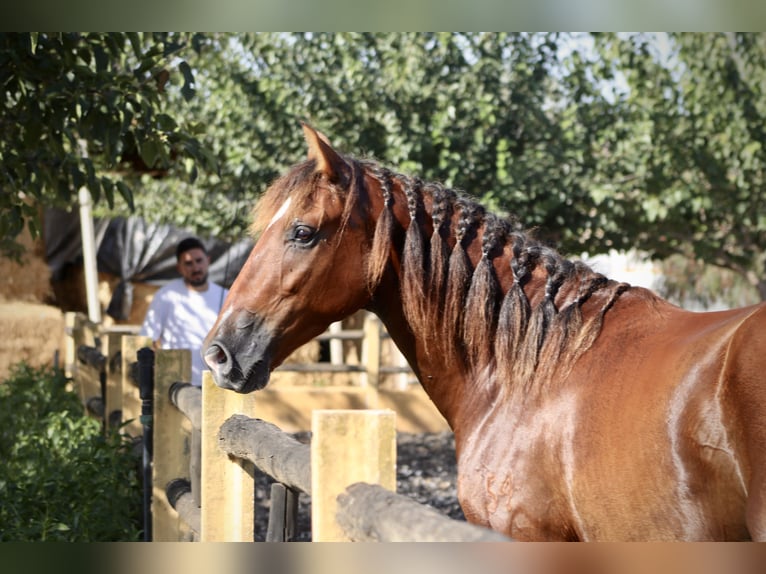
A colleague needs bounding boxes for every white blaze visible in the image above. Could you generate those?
[266,196,292,232]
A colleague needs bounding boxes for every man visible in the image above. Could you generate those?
[140,237,228,386]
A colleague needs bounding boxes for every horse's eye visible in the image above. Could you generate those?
[292,224,317,244]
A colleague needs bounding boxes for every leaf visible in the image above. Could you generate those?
[126,32,141,59]
[156,113,177,131]
[138,137,160,168]
[92,44,108,73]
[178,61,196,101]
[116,181,134,211]
[101,177,115,209]
[84,159,99,203]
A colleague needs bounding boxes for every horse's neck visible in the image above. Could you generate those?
[373,302,472,428]
[364,169,633,427]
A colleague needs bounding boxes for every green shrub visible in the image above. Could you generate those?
[0,362,142,541]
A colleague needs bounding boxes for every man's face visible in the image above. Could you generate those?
[177,247,210,288]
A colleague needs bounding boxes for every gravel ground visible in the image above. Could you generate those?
[254,431,464,541]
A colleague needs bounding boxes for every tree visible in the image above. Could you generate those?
[117,32,613,252]
[584,33,766,301]
[8,32,762,304]
[0,32,214,258]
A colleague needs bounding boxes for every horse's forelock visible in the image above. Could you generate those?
[250,160,337,239]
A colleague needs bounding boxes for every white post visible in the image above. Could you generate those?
[78,186,101,324]
[329,321,344,365]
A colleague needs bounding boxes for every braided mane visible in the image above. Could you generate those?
[357,158,631,390]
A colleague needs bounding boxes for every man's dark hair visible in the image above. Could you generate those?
[176,237,208,260]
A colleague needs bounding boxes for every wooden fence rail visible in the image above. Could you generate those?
[64,312,510,543]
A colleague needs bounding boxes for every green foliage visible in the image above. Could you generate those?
[121,33,609,250]
[0,32,212,259]
[586,32,766,300]
[0,363,141,541]
[3,32,766,301]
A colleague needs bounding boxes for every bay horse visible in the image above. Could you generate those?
[203,123,766,541]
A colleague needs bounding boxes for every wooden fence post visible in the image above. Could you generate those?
[329,320,344,365]
[361,313,381,388]
[121,335,153,437]
[102,331,123,429]
[311,409,396,541]
[63,311,79,380]
[72,317,103,417]
[200,370,258,541]
[151,348,194,541]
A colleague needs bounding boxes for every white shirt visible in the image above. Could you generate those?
[140,278,228,386]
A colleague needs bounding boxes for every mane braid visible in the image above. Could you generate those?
[426,183,454,352]
[366,164,395,291]
[463,214,504,367]
[401,176,430,334]
[494,233,533,383]
[444,198,483,360]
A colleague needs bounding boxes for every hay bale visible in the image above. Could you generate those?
[0,301,64,380]
[0,228,52,304]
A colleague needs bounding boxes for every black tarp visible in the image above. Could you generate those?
[44,208,254,320]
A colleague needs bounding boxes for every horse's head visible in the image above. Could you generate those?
[203,124,376,393]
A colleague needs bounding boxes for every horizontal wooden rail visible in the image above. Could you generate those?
[277,363,411,374]
[336,482,512,542]
[166,479,200,537]
[314,329,364,341]
[76,344,106,370]
[218,414,311,494]
[277,363,365,373]
[168,382,202,429]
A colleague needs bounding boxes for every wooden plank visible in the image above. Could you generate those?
[265,483,299,542]
[63,312,79,380]
[361,314,381,387]
[102,331,124,429]
[217,415,311,493]
[336,483,511,542]
[200,371,258,542]
[77,362,103,418]
[275,363,365,373]
[166,480,199,538]
[311,409,396,542]
[152,348,193,541]
[121,335,153,438]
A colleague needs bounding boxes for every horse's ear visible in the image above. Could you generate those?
[302,122,351,187]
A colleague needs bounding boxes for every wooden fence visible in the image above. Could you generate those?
[65,312,509,542]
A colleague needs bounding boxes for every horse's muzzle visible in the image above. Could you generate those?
[202,315,275,393]
[203,340,272,393]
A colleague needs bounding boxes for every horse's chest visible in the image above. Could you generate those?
[455,400,581,540]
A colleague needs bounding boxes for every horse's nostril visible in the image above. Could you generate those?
[205,343,229,366]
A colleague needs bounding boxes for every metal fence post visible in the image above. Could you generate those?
[137,346,155,542]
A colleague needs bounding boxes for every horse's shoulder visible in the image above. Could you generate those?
[728,302,766,348]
